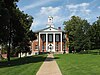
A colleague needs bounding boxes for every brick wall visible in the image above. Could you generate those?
[32,33,69,53]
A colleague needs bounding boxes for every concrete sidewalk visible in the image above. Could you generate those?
[36,54,62,75]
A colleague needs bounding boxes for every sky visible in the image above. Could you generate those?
[17,0,100,31]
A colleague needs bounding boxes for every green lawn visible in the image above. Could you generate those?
[55,54,100,75]
[0,55,47,75]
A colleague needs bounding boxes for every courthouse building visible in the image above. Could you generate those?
[31,16,69,54]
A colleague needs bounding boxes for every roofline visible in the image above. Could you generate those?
[35,27,50,33]
[34,26,66,33]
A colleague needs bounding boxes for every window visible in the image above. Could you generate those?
[48,34,53,42]
[35,45,38,50]
[41,34,46,42]
[63,34,66,42]
[56,34,60,42]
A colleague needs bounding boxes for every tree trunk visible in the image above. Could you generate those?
[7,41,10,61]
[7,23,11,61]
[0,44,3,61]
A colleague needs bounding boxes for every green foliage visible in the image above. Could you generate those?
[86,17,100,49]
[64,16,90,52]
[64,16,100,51]
[0,0,10,44]
[0,0,35,61]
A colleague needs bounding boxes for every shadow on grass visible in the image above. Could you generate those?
[0,55,47,68]
[45,57,60,62]
[88,51,99,55]
[79,50,100,55]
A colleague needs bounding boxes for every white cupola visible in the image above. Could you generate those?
[47,16,54,27]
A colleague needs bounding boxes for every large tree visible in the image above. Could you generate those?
[87,16,100,50]
[0,0,34,61]
[64,16,90,52]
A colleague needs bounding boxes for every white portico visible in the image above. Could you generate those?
[38,28,63,52]
[32,16,69,54]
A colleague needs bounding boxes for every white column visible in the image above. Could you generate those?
[53,33,55,52]
[61,32,62,52]
[39,33,40,51]
[46,33,48,51]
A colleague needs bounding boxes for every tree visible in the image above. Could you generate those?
[64,16,90,52]
[87,16,100,50]
[0,0,35,61]
[0,0,10,44]
[3,0,20,61]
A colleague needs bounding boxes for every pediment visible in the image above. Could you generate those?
[35,27,64,33]
[43,27,60,32]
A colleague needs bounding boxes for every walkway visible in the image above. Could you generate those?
[36,54,62,75]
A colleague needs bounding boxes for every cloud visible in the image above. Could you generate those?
[98,6,100,9]
[37,6,62,24]
[66,3,91,17]
[31,3,92,31]
[31,6,67,31]
[39,6,67,24]
[81,9,91,15]
[40,6,61,16]
[80,3,89,7]
[66,3,89,10]
[21,0,55,11]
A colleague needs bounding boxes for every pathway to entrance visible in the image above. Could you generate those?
[36,54,62,75]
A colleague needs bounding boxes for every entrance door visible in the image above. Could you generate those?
[47,43,54,52]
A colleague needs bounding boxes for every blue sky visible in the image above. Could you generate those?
[17,0,100,31]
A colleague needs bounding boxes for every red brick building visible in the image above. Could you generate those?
[31,16,69,54]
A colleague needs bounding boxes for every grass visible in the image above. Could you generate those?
[0,55,47,75]
[79,49,100,55]
[54,54,100,75]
